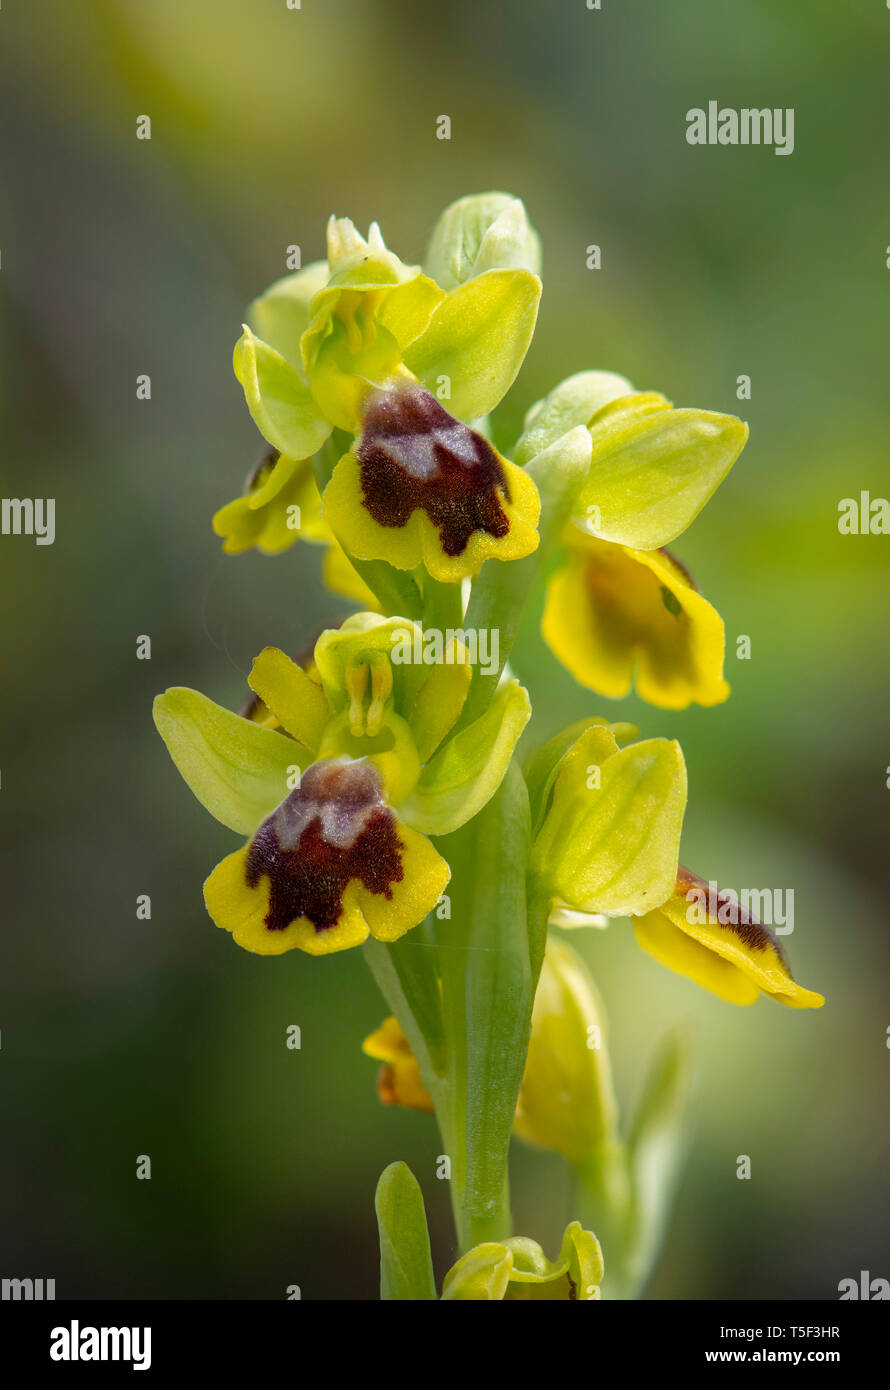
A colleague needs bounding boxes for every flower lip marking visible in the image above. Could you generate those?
[678,866,790,966]
[357,385,511,556]
[245,758,404,933]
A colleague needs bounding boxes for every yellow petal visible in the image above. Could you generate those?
[204,846,370,956]
[635,869,824,1007]
[357,822,449,942]
[247,647,331,753]
[362,1017,435,1113]
[542,530,729,709]
[634,905,760,1005]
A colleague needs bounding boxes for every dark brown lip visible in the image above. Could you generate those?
[676,865,791,969]
[245,759,404,934]
[357,384,511,556]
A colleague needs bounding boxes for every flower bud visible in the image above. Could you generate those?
[424,192,541,290]
[441,1221,603,1301]
[514,937,619,1166]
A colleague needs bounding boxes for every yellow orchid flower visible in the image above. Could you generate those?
[154,615,530,957]
[212,448,332,556]
[634,867,825,1007]
[230,212,543,582]
[202,757,448,957]
[542,526,729,709]
[362,1016,435,1113]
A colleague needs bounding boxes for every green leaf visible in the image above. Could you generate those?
[577,393,748,548]
[246,261,329,369]
[533,730,687,917]
[404,269,541,420]
[401,682,531,834]
[424,192,541,291]
[513,370,633,465]
[374,1162,437,1301]
[233,325,331,461]
[153,687,301,834]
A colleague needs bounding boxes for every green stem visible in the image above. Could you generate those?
[435,760,534,1251]
[420,574,464,634]
[456,426,591,727]
[364,920,445,1081]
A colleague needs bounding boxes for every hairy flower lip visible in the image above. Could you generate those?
[542,529,728,710]
[356,383,511,556]
[246,758,404,935]
[675,865,790,966]
[323,389,540,581]
[634,865,824,1008]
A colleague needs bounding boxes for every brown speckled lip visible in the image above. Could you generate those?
[676,865,790,967]
[357,385,511,556]
[245,760,404,934]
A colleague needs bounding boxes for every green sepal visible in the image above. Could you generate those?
[400,681,531,835]
[246,261,329,370]
[233,325,331,461]
[440,1244,512,1301]
[424,192,541,291]
[532,727,687,917]
[404,269,541,421]
[374,1161,437,1301]
[152,687,304,835]
[525,716,639,837]
[576,392,748,548]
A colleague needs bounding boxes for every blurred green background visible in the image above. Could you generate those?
[1,0,888,1299]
